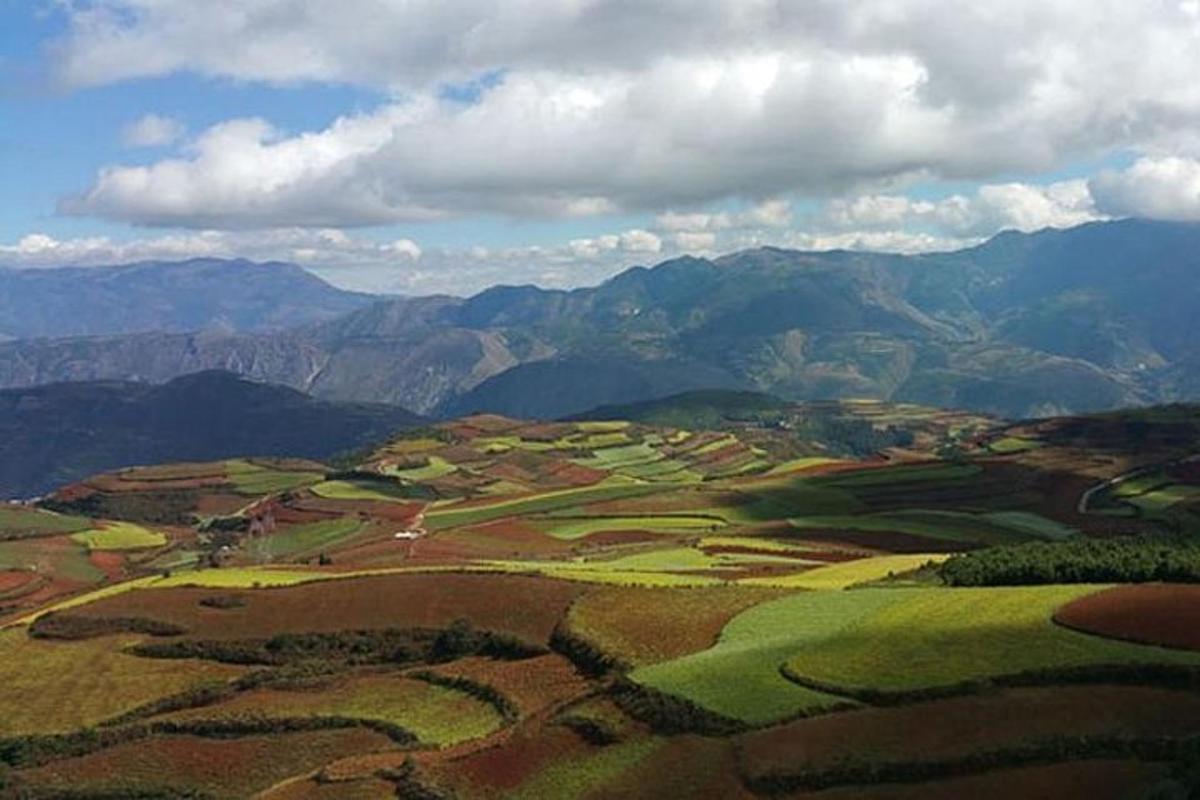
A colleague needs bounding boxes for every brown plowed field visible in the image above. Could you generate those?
[1054,584,1200,651]
[72,572,585,644]
[738,685,1200,779]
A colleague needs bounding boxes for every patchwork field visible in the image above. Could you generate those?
[5,405,1200,798]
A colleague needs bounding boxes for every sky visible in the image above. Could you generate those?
[2,1,1200,296]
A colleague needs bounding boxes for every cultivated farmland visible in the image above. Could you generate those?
[6,404,1200,798]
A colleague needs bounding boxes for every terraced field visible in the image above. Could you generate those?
[6,406,1200,799]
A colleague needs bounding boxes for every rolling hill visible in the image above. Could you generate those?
[0,371,424,498]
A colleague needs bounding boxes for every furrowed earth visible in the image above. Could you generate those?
[3,400,1200,798]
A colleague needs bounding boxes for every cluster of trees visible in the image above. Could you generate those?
[801,419,916,457]
[42,490,199,525]
[133,619,543,668]
[940,535,1200,586]
[30,612,184,641]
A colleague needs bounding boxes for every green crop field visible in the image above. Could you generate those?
[71,522,167,551]
[779,586,1200,694]
[425,479,676,529]
[744,553,946,590]
[0,537,104,583]
[786,508,1075,545]
[631,591,873,723]
[385,455,458,481]
[0,629,242,736]
[0,506,91,538]
[533,514,725,540]
[225,459,324,495]
[310,479,409,501]
[988,436,1043,454]
[258,517,364,557]
[166,673,503,746]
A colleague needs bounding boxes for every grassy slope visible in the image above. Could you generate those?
[781,586,1200,693]
[71,521,167,551]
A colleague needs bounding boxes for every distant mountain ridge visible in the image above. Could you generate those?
[0,371,424,498]
[1,219,1199,419]
[0,257,377,338]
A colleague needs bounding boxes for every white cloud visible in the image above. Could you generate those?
[1090,157,1200,221]
[674,231,717,252]
[824,180,1102,236]
[52,1,1200,230]
[121,113,185,147]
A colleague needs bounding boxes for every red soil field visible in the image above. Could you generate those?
[85,473,228,493]
[291,498,425,524]
[434,524,567,556]
[737,686,1200,779]
[423,724,590,795]
[579,530,664,547]
[74,572,586,644]
[261,776,397,799]
[0,570,39,595]
[426,653,592,717]
[1054,584,1200,651]
[783,760,1165,800]
[15,729,396,798]
[567,584,785,665]
[89,550,126,581]
[790,528,972,554]
[194,493,255,516]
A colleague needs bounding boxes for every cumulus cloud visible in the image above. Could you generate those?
[52,1,1200,229]
[1090,157,1200,221]
[823,180,1103,236]
[121,113,185,147]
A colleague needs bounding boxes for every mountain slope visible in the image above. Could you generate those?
[0,219,1197,419]
[0,258,377,338]
[0,371,424,498]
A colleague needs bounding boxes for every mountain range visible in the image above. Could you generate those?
[1,218,1198,420]
[0,257,376,338]
[0,371,423,498]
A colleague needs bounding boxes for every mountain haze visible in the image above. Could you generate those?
[0,257,376,338]
[0,219,1196,419]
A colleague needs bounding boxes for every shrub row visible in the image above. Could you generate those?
[742,734,1200,795]
[409,671,520,724]
[100,664,349,728]
[940,535,1200,586]
[557,715,621,746]
[549,623,628,678]
[29,613,185,641]
[779,662,1200,707]
[0,717,416,770]
[608,680,747,737]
